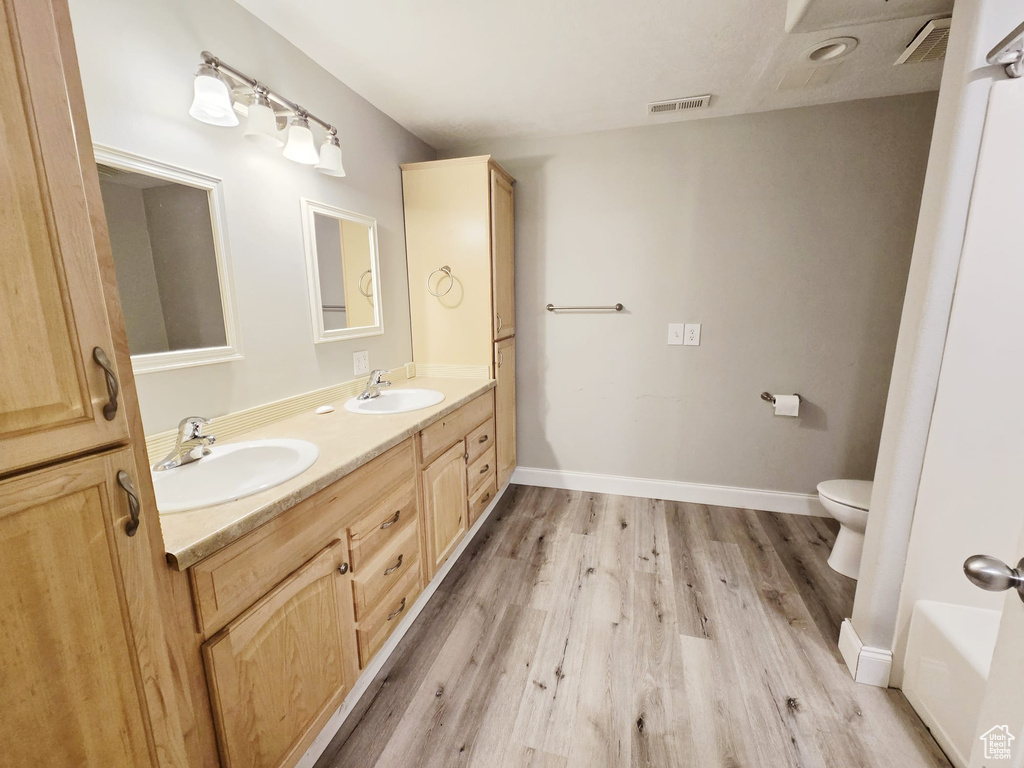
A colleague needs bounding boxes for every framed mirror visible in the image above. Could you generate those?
[95,146,242,373]
[301,199,383,343]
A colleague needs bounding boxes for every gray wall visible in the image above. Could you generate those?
[448,93,937,495]
[70,0,435,434]
[98,180,169,354]
[142,184,226,351]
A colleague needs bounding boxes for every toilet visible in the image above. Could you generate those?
[816,479,873,580]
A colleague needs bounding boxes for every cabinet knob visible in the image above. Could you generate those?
[338,562,350,575]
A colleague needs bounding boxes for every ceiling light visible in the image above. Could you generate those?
[315,133,346,177]
[803,37,859,64]
[283,115,320,165]
[189,63,238,127]
[243,90,283,148]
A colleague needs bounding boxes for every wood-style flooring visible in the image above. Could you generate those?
[316,485,950,768]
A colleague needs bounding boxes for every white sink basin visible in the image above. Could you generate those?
[344,388,445,415]
[152,439,319,513]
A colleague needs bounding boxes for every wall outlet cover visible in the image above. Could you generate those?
[684,323,701,346]
[668,323,685,345]
[353,350,369,375]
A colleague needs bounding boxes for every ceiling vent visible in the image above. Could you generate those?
[647,95,711,115]
[895,17,952,65]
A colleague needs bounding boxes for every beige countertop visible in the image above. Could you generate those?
[158,377,495,570]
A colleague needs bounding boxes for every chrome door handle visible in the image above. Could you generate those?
[964,555,1024,603]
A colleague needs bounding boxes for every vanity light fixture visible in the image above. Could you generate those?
[189,62,238,127]
[188,52,346,176]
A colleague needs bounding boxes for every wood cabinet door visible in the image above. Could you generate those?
[422,440,469,574]
[490,167,515,342]
[0,448,168,768]
[0,0,129,475]
[495,338,517,488]
[203,541,359,768]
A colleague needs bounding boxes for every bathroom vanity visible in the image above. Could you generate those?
[0,3,516,767]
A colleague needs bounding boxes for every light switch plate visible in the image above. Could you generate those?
[353,350,369,375]
[684,324,701,346]
[668,323,685,345]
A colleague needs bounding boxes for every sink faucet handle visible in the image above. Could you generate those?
[178,416,212,440]
[367,369,391,384]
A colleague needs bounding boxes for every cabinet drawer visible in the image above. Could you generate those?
[190,439,414,636]
[352,521,420,620]
[348,479,417,572]
[469,475,498,526]
[466,417,495,464]
[356,567,422,667]
[467,445,496,497]
[420,392,493,465]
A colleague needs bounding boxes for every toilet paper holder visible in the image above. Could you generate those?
[760,392,803,406]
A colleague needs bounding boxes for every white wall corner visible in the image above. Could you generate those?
[839,618,893,688]
[511,467,826,517]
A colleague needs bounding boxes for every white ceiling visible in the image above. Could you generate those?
[236,0,952,150]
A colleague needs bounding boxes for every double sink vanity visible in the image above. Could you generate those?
[155,376,501,768]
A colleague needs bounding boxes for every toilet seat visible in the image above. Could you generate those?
[817,479,872,511]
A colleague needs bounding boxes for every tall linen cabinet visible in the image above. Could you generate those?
[401,156,517,488]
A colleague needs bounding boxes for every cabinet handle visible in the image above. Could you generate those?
[478,434,489,444]
[496,313,502,333]
[380,510,400,529]
[384,553,404,576]
[480,493,491,505]
[338,562,350,575]
[93,347,119,421]
[479,464,490,475]
[497,349,503,368]
[387,597,407,621]
[117,470,141,537]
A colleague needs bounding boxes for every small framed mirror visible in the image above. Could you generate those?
[301,199,383,343]
[95,146,241,373]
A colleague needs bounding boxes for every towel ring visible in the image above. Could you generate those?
[358,269,373,298]
[427,265,454,297]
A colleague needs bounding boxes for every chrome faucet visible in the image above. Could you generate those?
[356,369,392,400]
[153,417,217,471]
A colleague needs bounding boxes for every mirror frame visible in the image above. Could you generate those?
[300,198,384,344]
[94,145,243,374]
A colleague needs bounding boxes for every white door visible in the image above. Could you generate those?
[954,77,1024,768]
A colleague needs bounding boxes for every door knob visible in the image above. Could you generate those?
[964,555,1024,603]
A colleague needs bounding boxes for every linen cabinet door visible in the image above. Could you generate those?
[0,449,166,768]
[203,541,359,768]
[495,337,517,488]
[422,440,469,576]
[490,167,515,341]
[0,0,129,475]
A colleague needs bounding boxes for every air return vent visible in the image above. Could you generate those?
[895,17,952,65]
[647,95,711,115]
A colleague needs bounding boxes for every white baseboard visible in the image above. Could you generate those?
[839,618,893,688]
[294,481,510,768]
[511,467,826,517]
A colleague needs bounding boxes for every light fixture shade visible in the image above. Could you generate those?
[243,93,283,147]
[282,116,319,164]
[189,63,238,126]
[315,134,346,177]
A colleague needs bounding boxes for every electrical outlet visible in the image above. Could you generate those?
[668,323,685,345]
[683,323,701,346]
[353,350,369,375]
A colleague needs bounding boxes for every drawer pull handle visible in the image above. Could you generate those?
[384,554,404,576]
[338,562,349,575]
[480,493,491,505]
[478,434,489,444]
[117,470,141,537]
[93,347,120,421]
[479,464,490,474]
[387,597,407,621]
[380,510,400,529]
